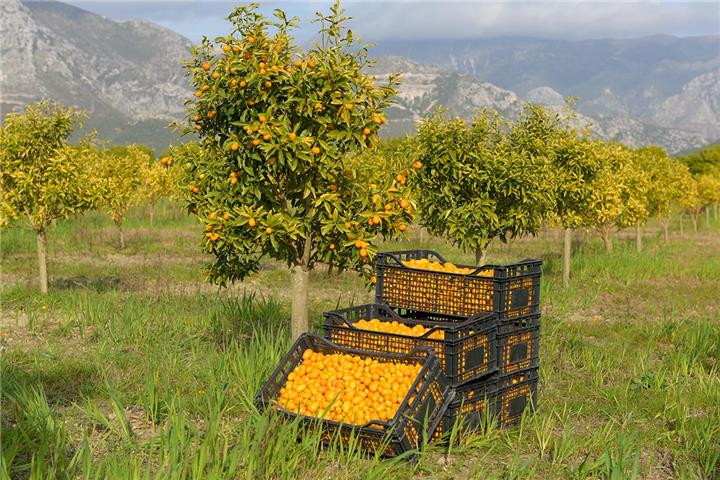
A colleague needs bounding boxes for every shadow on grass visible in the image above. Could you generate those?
[52,275,122,293]
[1,357,102,408]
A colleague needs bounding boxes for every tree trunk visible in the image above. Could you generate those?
[326,263,334,278]
[706,207,711,228]
[148,203,155,227]
[600,226,613,253]
[661,219,669,243]
[680,214,684,236]
[714,203,718,220]
[691,213,699,234]
[562,228,571,289]
[36,228,49,294]
[474,246,487,266]
[291,266,310,341]
[118,222,125,249]
[635,224,642,253]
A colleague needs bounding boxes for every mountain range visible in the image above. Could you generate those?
[1,0,718,154]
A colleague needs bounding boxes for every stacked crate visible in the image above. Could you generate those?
[375,250,541,436]
[257,248,541,459]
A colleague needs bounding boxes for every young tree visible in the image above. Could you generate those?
[140,154,183,225]
[696,174,720,229]
[635,147,693,243]
[0,101,99,293]
[587,142,651,252]
[96,145,151,248]
[181,3,410,339]
[504,104,599,287]
[413,109,556,265]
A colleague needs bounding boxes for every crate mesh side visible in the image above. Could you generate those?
[379,268,494,317]
[501,331,535,374]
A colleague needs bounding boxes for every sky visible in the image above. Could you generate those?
[61,1,720,43]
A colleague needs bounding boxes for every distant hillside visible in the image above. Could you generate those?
[373,56,710,154]
[0,0,192,153]
[373,35,720,143]
[1,1,717,154]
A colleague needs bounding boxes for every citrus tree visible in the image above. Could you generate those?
[96,145,152,248]
[181,2,410,339]
[635,147,693,243]
[696,173,720,229]
[0,101,100,293]
[587,142,651,252]
[504,104,600,286]
[141,154,183,225]
[413,109,555,265]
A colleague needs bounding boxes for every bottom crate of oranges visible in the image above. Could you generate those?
[434,368,539,441]
[495,368,539,426]
[255,334,454,458]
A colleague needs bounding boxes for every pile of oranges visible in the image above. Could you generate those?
[354,318,444,340]
[402,258,493,277]
[276,349,422,426]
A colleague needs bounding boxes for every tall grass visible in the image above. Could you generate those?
[1,207,719,478]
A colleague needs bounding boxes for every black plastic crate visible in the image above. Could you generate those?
[497,315,541,376]
[494,368,539,426]
[323,304,497,386]
[255,333,455,459]
[375,250,541,321]
[434,377,496,440]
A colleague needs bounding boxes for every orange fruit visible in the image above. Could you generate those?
[362,127,371,136]
[265,227,273,234]
[259,115,267,123]
[202,62,211,72]
[230,142,239,151]
[289,132,297,141]
[248,218,257,227]
[239,80,247,88]
[212,72,220,79]
[311,147,320,155]
[412,161,423,170]
[359,248,368,258]
[329,243,336,250]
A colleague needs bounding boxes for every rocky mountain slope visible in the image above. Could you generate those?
[372,35,720,143]
[373,56,710,153]
[0,0,716,154]
[0,0,192,152]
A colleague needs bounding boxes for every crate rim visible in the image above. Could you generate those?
[377,250,542,278]
[323,303,498,337]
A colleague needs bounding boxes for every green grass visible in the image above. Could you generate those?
[1,202,719,479]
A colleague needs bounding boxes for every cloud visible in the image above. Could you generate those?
[62,0,720,42]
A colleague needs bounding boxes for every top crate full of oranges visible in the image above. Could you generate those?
[375,250,542,320]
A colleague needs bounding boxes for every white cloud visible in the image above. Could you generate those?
[61,0,720,41]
